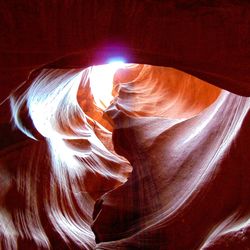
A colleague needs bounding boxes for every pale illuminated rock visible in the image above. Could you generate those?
[1,64,250,249]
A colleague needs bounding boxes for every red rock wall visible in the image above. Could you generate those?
[1,1,250,249]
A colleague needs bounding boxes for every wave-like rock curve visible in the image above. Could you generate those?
[1,64,250,249]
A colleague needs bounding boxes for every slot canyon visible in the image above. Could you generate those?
[0,1,250,249]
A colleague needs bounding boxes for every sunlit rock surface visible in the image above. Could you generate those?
[1,64,250,249]
[94,66,250,249]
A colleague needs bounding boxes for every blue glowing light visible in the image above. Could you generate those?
[107,57,126,66]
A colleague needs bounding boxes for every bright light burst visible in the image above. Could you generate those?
[89,61,126,110]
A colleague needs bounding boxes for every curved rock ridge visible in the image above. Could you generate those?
[111,64,221,119]
[94,66,250,249]
[1,64,250,249]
